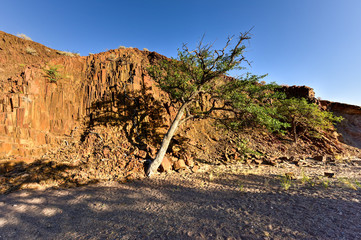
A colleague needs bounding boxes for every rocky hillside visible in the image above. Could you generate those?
[0,31,360,192]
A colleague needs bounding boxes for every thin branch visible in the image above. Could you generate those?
[179,115,194,126]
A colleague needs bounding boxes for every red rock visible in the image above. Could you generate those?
[147,145,157,159]
[16,108,25,127]
[285,172,295,180]
[102,146,111,158]
[185,157,194,167]
[159,156,172,173]
[138,150,147,158]
[173,159,186,171]
[191,165,199,173]
[281,85,316,102]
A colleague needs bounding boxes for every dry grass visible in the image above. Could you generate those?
[25,47,37,56]
[56,50,79,57]
[17,33,32,41]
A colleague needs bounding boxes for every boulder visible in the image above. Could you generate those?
[191,165,199,173]
[185,158,194,167]
[159,156,172,173]
[324,172,335,178]
[173,159,186,171]
[138,150,147,159]
[313,155,326,162]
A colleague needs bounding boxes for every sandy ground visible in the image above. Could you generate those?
[0,161,360,240]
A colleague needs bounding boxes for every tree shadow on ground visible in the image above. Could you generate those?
[1,85,171,194]
[0,160,91,194]
[0,173,360,239]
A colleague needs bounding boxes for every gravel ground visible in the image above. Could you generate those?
[0,162,360,240]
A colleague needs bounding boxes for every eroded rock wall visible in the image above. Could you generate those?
[0,32,168,160]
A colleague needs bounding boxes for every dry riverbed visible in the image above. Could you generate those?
[0,160,360,239]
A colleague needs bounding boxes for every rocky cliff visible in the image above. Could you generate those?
[0,31,171,161]
[321,100,361,149]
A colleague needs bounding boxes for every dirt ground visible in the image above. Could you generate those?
[0,159,360,240]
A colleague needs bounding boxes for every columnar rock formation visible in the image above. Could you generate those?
[0,31,170,160]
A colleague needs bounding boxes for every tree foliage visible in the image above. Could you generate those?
[146,31,287,176]
[275,98,343,142]
[146,31,343,176]
[217,74,288,133]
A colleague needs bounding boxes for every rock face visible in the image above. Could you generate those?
[321,100,361,149]
[0,31,171,160]
[280,85,317,103]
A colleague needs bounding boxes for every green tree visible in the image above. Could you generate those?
[276,98,343,142]
[217,74,288,133]
[146,31,285,176]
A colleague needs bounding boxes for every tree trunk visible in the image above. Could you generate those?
[292,118,297,143]
[146,102,188,176]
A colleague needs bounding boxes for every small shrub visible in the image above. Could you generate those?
[17,33,32,41]
[44,64,62,82]
[300,171,309,184]
[300,170,316,186]
[107,53,117,61]
[118,46,126,49]
[143,48,149,51]
[26,47,37,56]
[320,176,330,189]
[56,50,76,57]
[279,175,292,190]
[238,181,244,192]
[235,137,259,157]
[338,177,357,190]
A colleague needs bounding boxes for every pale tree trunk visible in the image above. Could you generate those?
[146,102,189,176]
[292,118,298,143]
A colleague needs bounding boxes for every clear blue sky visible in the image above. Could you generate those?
[1,0,361,106]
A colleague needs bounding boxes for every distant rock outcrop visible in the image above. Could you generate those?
[280,85,317,103]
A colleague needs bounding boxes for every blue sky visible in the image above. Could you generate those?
[1,0,361,106]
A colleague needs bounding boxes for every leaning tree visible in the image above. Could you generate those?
[146,31,286,176]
